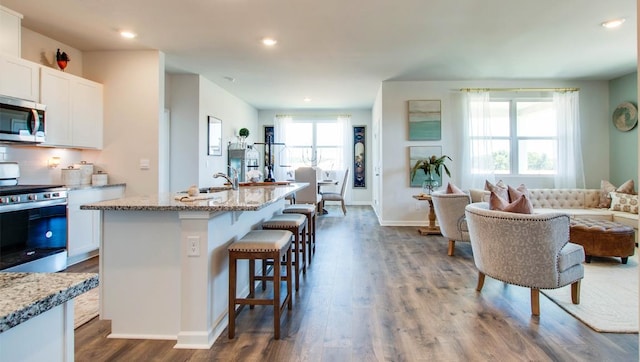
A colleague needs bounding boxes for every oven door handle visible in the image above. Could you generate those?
[0,198,67,213]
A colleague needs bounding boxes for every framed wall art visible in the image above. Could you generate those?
[408,100,441,140]
[353,126,366,188]
[207,116,222,156]
[409,146,442,188]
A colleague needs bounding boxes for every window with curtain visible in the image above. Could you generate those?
[274,115,351,181]
[474,99,557,175]
[462,91,584,189]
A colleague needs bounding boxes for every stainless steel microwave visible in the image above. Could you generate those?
[0,95,46,143]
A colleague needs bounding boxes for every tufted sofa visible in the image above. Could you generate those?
[469,188,638,236]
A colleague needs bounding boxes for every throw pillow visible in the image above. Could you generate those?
[609,191,639,214]
[599,179,636,208]
[485,180,508,201]
[489,191,533,214]
[446,182,465,194]
[617,179,636,194]
[507,184,533,210]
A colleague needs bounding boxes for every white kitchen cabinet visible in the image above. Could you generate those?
[0,53,40,101]
[0,5,22,57]
[67,186,124,260]
[40,67,104,149]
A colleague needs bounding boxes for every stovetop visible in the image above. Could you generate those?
[0,184,65,196]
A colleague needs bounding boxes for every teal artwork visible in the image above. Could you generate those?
[408,100,441,140]
[409,146,442,188]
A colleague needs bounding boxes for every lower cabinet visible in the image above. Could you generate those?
[67,186,124,263]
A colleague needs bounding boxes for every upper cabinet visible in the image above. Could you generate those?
[0,53,40,101]
[0,5,22,57]
[40,67,103,149]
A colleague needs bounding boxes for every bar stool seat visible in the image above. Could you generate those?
[228,229,293,340]
[262,214,307,291]
[283,203,317,265]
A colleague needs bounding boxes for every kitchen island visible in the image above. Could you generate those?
[81,182,306,349]
[0,272,98,361]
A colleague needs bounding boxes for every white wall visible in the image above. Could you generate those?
[199,75,258,188]
[377,80,610,226]
[167,74,259,192]
[82,50,164,197]
[257,109,373,205]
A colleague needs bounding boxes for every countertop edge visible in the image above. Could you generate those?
[0,273,99,333]
[80,183,306,212]
[66,183,126,191]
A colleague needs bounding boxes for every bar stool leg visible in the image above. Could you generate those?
[273,251,281,339]
[228,255,237,339]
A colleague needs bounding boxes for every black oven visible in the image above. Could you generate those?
[0,187,68,272]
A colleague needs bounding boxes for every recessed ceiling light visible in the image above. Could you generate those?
[120,30,137,39]
[601,18,625,28]
[262,38,277,46]
[303,97,311,102]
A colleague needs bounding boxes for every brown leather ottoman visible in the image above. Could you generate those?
[569,219,635,264]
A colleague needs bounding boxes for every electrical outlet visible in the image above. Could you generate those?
[187,236,200,257]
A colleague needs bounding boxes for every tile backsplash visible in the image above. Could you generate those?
[2,145,91,184]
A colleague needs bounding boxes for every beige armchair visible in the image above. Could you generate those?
[464,202,585,316]
[430,190,472,256]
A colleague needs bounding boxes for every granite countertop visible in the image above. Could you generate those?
[80,182,308,212]
[0,272,99,333]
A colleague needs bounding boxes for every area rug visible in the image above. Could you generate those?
[74,287,99,329]
[541,254,638,333]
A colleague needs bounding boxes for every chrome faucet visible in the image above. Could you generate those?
[213,166,239,190]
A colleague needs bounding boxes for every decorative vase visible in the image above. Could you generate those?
[422,168,439,194]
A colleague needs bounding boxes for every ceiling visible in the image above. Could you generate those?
[1,0,637,110]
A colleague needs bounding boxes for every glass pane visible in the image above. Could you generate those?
[284,123,312,146]
[518,139,556,174]
[470,101,509,137]
[489,102,510,137]
[517,101,555,137]
[469,139,510,174]
[316,148,339,171]
[316,122,340,146]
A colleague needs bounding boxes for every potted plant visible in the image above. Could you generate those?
[411,155,452,193]
[238,128,250,148]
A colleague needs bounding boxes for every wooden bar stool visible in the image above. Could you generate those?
[283,203,316,265]
[262,214,307,291]
[228,229,293,340]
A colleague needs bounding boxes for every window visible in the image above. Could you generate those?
[471,98,557,175]
[275,116,349,180]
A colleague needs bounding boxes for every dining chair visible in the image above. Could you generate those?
[294,166,322,208]
[320,168,349,215]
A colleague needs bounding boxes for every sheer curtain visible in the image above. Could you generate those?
[553,91,585,188]
[461,91,494,190]
[274,115,292,181]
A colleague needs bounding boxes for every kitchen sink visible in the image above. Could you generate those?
[199,186,232,193]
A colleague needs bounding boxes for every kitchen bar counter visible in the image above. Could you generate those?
[80,182,304,212]
[80,182,306,350]
[0,272,98,361]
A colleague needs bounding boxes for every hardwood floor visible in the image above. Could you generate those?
[69,205,638,361]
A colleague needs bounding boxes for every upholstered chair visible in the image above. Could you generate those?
[294,166,322,209]
[430,190,472,256]
[320,168,349,215]
[464,202,585,316]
